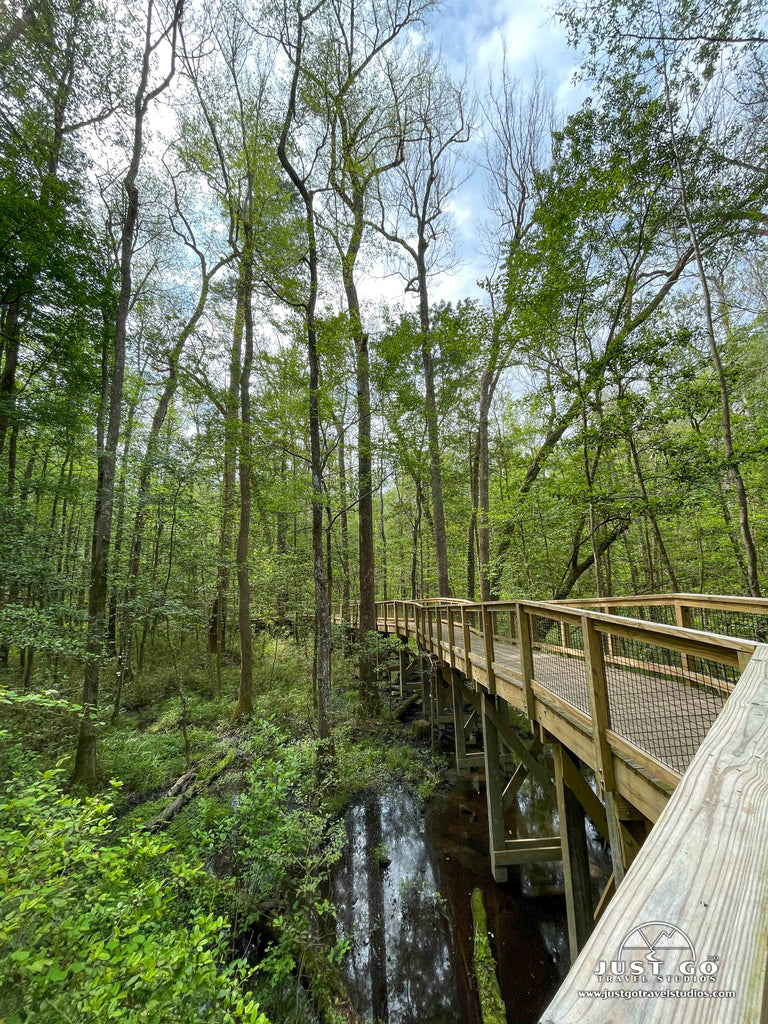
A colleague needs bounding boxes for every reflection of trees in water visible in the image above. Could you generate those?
[332,791,461,1024]
[365,797,389,1023]
[334,803,372,1012]
[538,920,570,981]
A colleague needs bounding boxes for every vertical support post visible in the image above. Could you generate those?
[582,613,625,884]
[462,606,472,679]
[428,659,437,751]
[600,605,615,660]
[427,607,434,654]
[482,604,497,696]
[451,670,467,774]
[516,603,536,722]
[675,601,692,676]
[447,607,456,670]
[553,741,594,963]
[420,650,430,718]
[507,608,516,644]
[560,620,569,651]
[398,644,408,701]
[481,691,508,882]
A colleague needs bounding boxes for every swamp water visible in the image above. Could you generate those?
[331,778,610,1024]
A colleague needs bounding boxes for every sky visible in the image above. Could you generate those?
[356,0,589,313]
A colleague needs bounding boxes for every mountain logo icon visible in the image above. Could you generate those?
[618,921,696,967]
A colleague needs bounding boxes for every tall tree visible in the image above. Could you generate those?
[73,0,184,788]
[371,54,470,596]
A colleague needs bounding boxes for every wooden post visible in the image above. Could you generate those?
[553,741,594,963]
[462,605,472,677]
[482,604,496,696]
[481,691,508,883]
[398,644,408,700]
[447,607,456,670]
[675,600,692,676]
[582,613,625,884]
[507,608,516,643]
[427,607,433,654]
[451,670,467,774]
[421,650,430,720]
[517,603,536,721]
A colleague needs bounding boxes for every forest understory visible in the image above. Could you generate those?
[1,628,451,1024]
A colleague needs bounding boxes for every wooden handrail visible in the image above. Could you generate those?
[375,598,758,664]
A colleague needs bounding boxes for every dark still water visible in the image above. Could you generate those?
[332,778,606,1024]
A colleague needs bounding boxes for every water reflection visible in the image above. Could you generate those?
[333,773,610,1024]
[333,790,461,1024]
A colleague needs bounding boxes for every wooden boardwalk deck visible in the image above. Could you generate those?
[373,597,758,820]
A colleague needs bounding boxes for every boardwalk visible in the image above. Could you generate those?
[353,593,768,1022]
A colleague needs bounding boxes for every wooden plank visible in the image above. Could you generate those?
[453,684,467,776]
[502,736,544,812]
[582,614,615,792]
[505,836,564,849]
[493,838,562,866]
[482,604,497,696]
[447,607,456,671]
[481,692,509,883]
[462,605,473,676]
[527,599,757,661]
[482,697,557,801]
[605,729,682,792]
[541,644,768,1024]
[592,872,615,923]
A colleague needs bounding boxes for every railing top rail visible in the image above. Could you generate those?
[521,600,758,664]
[553,592,768,611]
[375,596,758,660]
[376,593,768,610]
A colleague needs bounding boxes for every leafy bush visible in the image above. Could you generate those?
[0,770,269,1024]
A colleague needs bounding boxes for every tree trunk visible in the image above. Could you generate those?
[277,11,333,757]
[662,67,761,597]
[477,375,493,600]
[72,0,183,788]
[418,254,450,597]
[235,242,254,719]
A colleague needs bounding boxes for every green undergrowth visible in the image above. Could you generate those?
[1,632,447,1024]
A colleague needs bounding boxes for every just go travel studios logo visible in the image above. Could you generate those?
[584,920,734,998]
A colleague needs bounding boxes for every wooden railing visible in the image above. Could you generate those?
[366,595,761,805]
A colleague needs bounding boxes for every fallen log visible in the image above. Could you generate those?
[144,748,236,831]
[394,692,421,718]
[471,887,507,1024]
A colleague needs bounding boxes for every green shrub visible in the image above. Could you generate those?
[0,770,269,1024]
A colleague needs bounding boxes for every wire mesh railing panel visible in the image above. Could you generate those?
[492,608,518,644]
[689,607,768,644]
[601,633,733,775]
[606,604,677,625]
[530,616,590,715]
